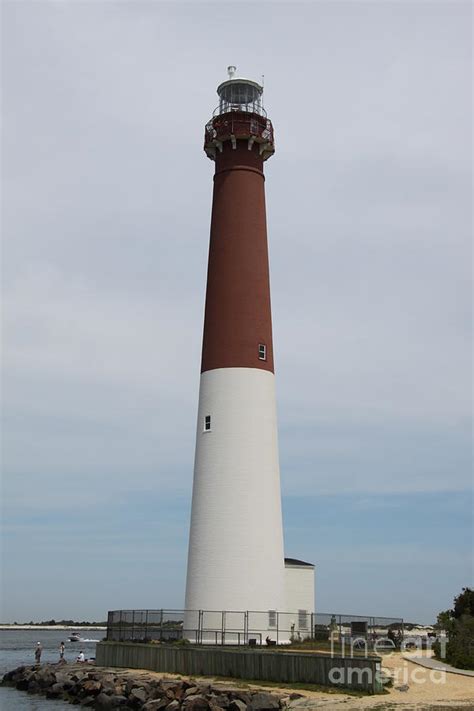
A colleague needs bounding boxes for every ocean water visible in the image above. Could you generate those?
[0,628,102,709]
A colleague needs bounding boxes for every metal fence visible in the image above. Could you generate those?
[106,609,403,646]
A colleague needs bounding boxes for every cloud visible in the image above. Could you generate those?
[2,0,471,620]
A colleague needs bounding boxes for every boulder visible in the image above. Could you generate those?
[185,695,210,711]
[95,692,129,709]
[100,674,118,692]
[104,694,129,708]
[45,687,62,699]
[209,693,231,709]
[249,693,280,711]
[15,678,29,691]
[130,686,148,703]
[51,682,66,695]
[27,680,41,693]
[185,686,200,697]
[229,699,248,711]
[82,679,102,696]
[144,701,171,711]
[167,700,180,711]
[148,695,170,708]
[82,695,96,707]
[37,671,56,689]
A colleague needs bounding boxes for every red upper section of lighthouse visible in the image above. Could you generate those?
[200,68,276,375]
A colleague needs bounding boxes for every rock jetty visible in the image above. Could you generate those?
[2,663,303,709]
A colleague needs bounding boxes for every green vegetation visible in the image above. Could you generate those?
[284,639,378,658]
[433,587,474,670]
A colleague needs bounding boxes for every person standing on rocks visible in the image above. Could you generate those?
[59,641,65,661]
[34,642,42,665]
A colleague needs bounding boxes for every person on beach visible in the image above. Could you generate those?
[34,642,42,664]
[77,651,85,662]
[59,641,65,660]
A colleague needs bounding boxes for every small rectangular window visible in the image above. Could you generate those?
[258,344,267,361]
[204,415,211,432]
[298,610,308,629]
[268,610,277,628]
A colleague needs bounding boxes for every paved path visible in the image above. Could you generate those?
[403,654,474,677]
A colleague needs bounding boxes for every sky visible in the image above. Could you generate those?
[2,1,472,625]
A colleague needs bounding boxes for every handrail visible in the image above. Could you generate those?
[212,103,267,119]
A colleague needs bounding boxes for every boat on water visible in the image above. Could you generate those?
[68,632,82,642]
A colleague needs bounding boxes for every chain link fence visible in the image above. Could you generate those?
[106,609,403,646]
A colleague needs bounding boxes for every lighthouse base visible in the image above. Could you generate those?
[185,367,286,622]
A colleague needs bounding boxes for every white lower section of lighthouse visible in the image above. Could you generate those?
[184,367,286,637]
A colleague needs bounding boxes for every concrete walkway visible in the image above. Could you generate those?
[403,654,474,677]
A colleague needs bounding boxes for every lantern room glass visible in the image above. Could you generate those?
[217,80,265,117]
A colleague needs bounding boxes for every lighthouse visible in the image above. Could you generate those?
[184,68,312,641]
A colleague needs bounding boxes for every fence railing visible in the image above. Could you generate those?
[106,609,403,647]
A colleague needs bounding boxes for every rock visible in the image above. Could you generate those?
[144,701,172,711]
[87,672,102,681]
[82,695,96,707]
[148,695,170,708]
[100,674,118,692]
[37,671,56,689]
[95,692,128,709]
[209,693,231,709]
[395,684,409,692]
[15,678,29,691]
[71,672,87,683]
[288,695,304,701]
[105,694,129,708]
[51,682,66,695]
[185,687,200,697]
[130,686,148,703]
[231,693,251,707]
[45,687,62,699]
[82,679,102,696]
[184,695,210,711]
[167,700,180,711]
[249,693,280,711]
[27,680,40,693]
[229,700,248,711]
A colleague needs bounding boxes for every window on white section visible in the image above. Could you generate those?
[204,415,211,432]
[258,343,267,360]
[268,610,277,628]
[298,610,308,629]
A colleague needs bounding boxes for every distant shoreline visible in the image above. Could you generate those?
[0,625,107,630]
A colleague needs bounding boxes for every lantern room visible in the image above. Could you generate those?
[204,66,275,162]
